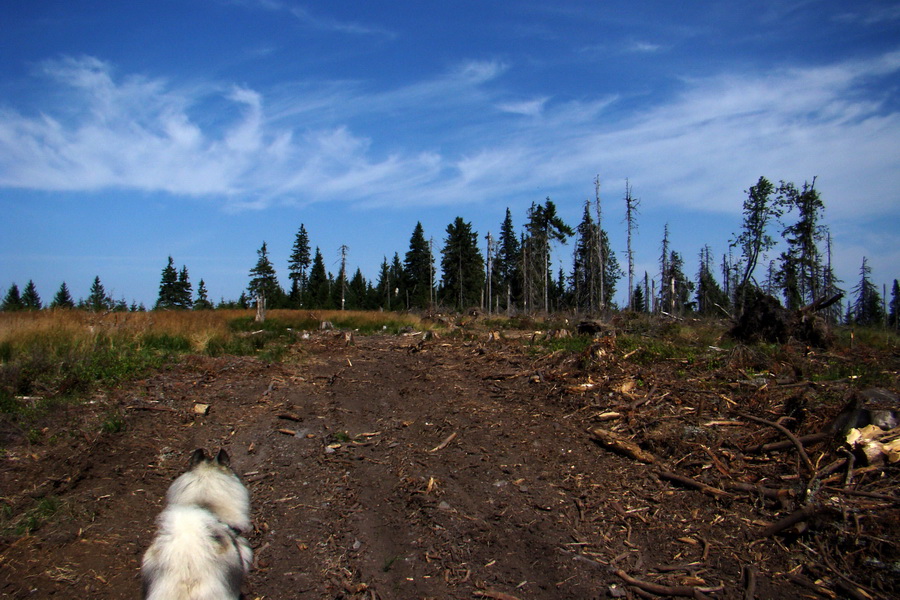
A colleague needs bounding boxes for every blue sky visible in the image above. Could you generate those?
[1,0,899,308]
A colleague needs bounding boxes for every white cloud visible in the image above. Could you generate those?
[1,50,899,233]
[288,6,396,38]
[627,41,663,53]
[497,97,548,116]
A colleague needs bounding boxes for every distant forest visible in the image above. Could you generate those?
[3,176,899,328]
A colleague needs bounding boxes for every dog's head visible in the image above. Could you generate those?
[167,447,251,533]
[188,448,232,471]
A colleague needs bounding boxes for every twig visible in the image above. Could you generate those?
[615,569,713,599]
[757,432,830,454]
[738,412,815,475]
[473,590,523,600]
[429,431,457,453]
[725,482,793,503]
[821,486,899,503]
[758,504,827,538]
[655,469,734,499]
[814,538,882,600]
[786,573,837,598]
[126,403,177,412]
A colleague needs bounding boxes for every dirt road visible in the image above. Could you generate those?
[1,331,892,598]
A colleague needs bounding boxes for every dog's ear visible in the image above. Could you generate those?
[189,448,209,467]
[215,448,231,468]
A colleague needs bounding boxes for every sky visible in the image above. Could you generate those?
[1,0,899,309]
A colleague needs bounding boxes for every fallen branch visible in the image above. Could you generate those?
[742,565,757,600]
[473,590,522,600]
[615,569,714,599]
[655,470,733,499]
[786,573,837,599]
[725,482,794,502]
[758,504,828,538]
[757,432,830,454]
[588,427,657,464]
[277,413,303,422]
[126,403,177,413]
[822,486,900,503]
[738,412,815,475]
[429,431,458,453]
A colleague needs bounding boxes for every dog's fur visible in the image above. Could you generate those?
[142,449,252,600]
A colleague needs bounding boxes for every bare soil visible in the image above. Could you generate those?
[1,329,898,599]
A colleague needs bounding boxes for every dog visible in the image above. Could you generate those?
[141,448,253,600]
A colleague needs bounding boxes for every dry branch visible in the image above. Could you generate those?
[655,469,734,499]
[615,569,714,599]
[757,432,831,454]
[724,482,794,502]
[739,412,815,475]
[758,504,828,538]
[588,427,657,464]
[473,590,523,600]
[429,431,458,453]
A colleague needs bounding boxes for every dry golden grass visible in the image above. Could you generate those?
[0,309,233,348]
[0,308,426,351]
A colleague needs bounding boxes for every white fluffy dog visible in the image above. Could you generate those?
[142,449,253,600]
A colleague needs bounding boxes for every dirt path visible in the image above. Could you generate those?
[1,332,885,599]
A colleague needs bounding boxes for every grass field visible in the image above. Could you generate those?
[0,309,427,417]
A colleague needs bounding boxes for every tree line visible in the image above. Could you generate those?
[3,176,898,328]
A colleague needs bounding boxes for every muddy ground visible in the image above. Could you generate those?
[1,328,898,599]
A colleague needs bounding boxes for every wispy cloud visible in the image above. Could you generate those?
[834,5,900,25]
[497,97,548,116]
[625,40,664,53]
[227,0,395,38]
[288,6,396,38]
[1,50,899,229]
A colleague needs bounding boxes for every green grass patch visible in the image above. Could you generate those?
[531,334,595,356]
[6,496,62,535]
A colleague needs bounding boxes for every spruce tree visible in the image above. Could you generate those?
[404,222,434,310]
[889,279,899,330]
[50,282,75,309]
[660,251,694,314]
[572,201,621,313]
[374,257,392,310]
[21,280,42,310]
[696,246,728,316]
[307,247,330,308]
[572,202,597,312]
[176,266,193,309]
[632,284,646,312]
[194,279,214,310]
[156,257,179,309]
[2,283,23,311]
[248,242,283,307]
[288,224,311,308]
[348,268,367,310]
[87,276,110,312]
[524,198,573,312]
[390,253,406,309]
[852,257,884,326]
[495,208,521,312]
[778,179,824,305]
[731,176,779,310]
[440,217,485,310]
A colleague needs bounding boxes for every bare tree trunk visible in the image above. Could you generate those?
[624,179,639,310]
[254,293,266,323]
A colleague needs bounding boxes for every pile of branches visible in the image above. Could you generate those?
[730,292,843,348]
[585,376,899,599]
